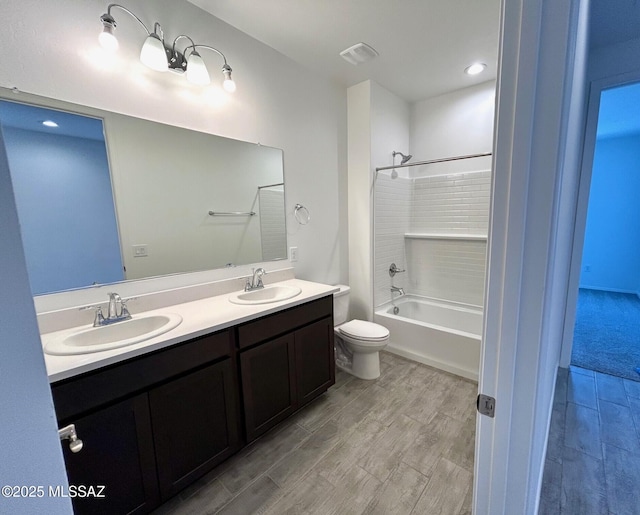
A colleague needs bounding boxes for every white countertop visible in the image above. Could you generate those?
[42,279,338,383]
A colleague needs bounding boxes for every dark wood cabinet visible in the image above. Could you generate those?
[240,334,297,441]
[53,295,334,512]
[53,329,238,514]
[150,359,239,500]
[295,317,335,408]
[61,394,159,515]
[238,297,335,442]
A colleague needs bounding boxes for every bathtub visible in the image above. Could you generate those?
[374,296,482,381]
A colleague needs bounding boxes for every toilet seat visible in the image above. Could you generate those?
[338,319,389,342]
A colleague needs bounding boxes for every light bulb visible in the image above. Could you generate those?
[99,29,118,51]
[222,65,236,92]
[98,15,118,51]
[140,34,168,72]
[223,78,236,93]
[186,51,210,85]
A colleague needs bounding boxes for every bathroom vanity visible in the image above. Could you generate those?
[45,280,336,514]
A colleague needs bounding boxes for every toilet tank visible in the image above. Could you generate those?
[333,285,350,326]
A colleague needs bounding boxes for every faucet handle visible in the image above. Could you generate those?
[119,300,132,320]
[79,305,105,327]
[389,263,406,277]
[256,267,266,288]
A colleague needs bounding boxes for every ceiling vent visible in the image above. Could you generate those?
[340,42,379,66]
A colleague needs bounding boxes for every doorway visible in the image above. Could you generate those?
[569,81,640,382]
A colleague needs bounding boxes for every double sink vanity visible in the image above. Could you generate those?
[42,277,338,514]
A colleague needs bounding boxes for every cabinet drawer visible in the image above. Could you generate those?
[237,295,332,349]
[53,329,231,421]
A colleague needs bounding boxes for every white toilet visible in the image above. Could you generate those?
[333,285,390,380]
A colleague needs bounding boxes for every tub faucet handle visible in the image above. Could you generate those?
[389,263,406,277]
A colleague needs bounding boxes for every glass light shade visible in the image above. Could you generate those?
[99,25,119,51]
[186,52,210,85]
[140,34,168,72]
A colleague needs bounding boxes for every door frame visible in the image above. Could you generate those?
[473,0,588,513]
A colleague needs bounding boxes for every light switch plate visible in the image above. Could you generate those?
[132,244,148,258]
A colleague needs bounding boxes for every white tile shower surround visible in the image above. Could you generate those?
[258,188,286,261]
[374,170,491,307]
[374,174,412,306]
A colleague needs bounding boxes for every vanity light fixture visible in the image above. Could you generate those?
[42,120,59,128]
[98,3,236,91]
[464,62,487,75]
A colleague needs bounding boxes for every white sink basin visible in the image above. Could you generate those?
[44,313,183,356]
[229,285,302,305]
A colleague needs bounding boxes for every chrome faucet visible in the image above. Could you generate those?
[108,292,122,319]
[81,292,134,327]
[96,292,132,326]
[390,286,405,298]
[245,267,266,291]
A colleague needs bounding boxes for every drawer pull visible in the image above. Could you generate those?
[58,424,84,453]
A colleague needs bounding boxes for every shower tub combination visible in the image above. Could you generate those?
[374,296,482,381]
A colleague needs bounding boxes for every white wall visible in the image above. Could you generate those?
[0,127,72,513]
[410,80,496,174]
[580,133,640,293]
[0,0,347,308]
[349,80,410,319]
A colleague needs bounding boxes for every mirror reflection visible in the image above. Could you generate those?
[0,99,287,295]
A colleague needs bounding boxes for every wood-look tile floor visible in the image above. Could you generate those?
[153,352,477,515]
[540,366,640,515]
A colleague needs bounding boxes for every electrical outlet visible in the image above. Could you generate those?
[133,244,148,258]
[584,264,591,272]
[290,246,299,262]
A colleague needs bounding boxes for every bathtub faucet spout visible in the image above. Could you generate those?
[391,286,405,298]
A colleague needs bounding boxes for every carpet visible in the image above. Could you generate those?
[571,288,640,382]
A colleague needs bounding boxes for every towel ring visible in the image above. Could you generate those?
[294,204,310,225]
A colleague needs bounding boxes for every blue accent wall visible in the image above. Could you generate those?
[3,126,124,294]
[580,133,640,293]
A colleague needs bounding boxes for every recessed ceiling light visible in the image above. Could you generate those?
[465,63,487,76]
[42,120,59,128]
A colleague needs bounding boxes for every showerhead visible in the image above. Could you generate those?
[392,151,412,165]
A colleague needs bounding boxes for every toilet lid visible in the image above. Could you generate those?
[339,319,389,341]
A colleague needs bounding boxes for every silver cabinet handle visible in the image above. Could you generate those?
[58,424,83,453]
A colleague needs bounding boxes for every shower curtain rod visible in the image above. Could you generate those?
[257,182,284,189]
[375,152,492,172]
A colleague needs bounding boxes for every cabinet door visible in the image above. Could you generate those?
[240,334,296,442]
[149,359,240,500]
[295,317,335,407]
[61,394,159,515]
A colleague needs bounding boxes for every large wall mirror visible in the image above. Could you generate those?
[0,96,287,296]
